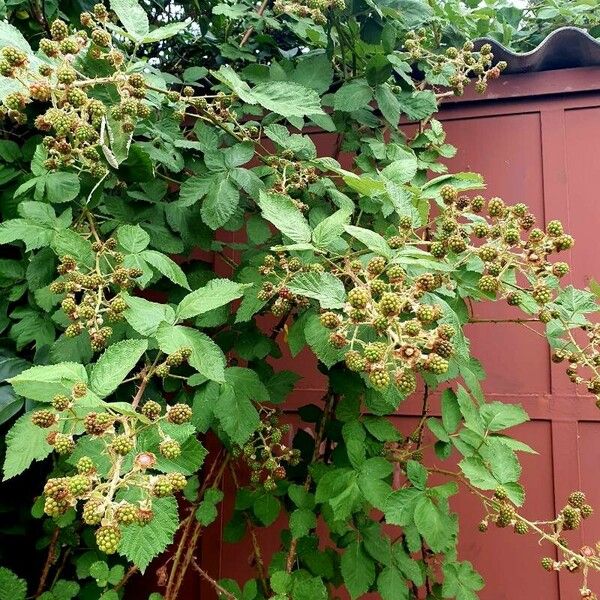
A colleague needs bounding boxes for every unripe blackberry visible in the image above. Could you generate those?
[53,433,75,455]
[52,394,71,411]
[430,241,446,258]
[166,351,184,367]
[115,503,139,525]
[320,312,340,329]
[513,521,528,535]
[329,331,347,349]
[369,365,390,389]
[373,315,389,333]
[167,403,192,425]
[93,3,108,19]
[71,381,87,398]
[4,92,26,111]
[44,477,70,500]
[581,504,594,519]
[82,498,105,524]
[141,400,161,421]
[167,472,187,491]
[478,245,498,262]
[486,262,502,277]
[555,234,574,251]
[152,476,174,497]
[401,320,419,336]
[348,287,369,309]
[159,439,181,459]
[369,279,387,298]
[561,506,581,530]
[568,491,586,509]
[367,256,386,276]
[503,228,520,245]
[478,520,488,532]
[447,234,467,253]
[478,275,498,294]
[416,304,436,323]
[532,284,551,305]
[495,503,515,527]
[96,525,121,555]
[424,353,448,374]
[432,339,454,358]
[1,46,28,67]
[50,19,69,41]
[546,220,563,237]
[91,29,111,47]
[379,292,402,316]
[345,350,366,372]
[57,65,77,85]
[386,265,405,284]
[271,298,291,317]
[128,73,145,88]
[68,474,91,496]
[552,262,569,278]
[395,369,416,394]
[469,195,484,212]
[364,342,387,362]
[488,197,505,217]
[137,103,151,118]
[440,184,458,204]
[59,37,79,55]
[44,496,69,517]
[472,223,489,239]
[398,216,412,230]
[110,435,134,456]
[388,236,404,249]
[77,456,96,476]
[32,410,57,428]
[0,59,14,77]
[504,291,520,306]
[415,273,436,292]
[541,557,554,571]
[155,364,170,378]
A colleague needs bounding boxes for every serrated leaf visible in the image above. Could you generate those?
[45,172,80,203]
[257,190,311,244]
[287,272,346,309]
[0,567,26,600]
[142,20,190,43]
[3,413,53,480]
[201,178,240,230]
[154,323,226,382]
[123,295,175,336]
[119,497,179,572]
[117,224,150,253]
[413,495,454,552]
[340,541,375,599]
[480,402,529,432]
[334,80,373,112]
[90,340,148,399]
[176,278,246,321]
[344,225,392,259]
[312,208,352,250]
[213,383,260,445]
[9,362,87,402]
[140,251,190,290]
[110,0,149,40]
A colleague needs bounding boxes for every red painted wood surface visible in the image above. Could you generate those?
[193,67,600,599]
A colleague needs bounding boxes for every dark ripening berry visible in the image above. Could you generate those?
[32,410,57,428]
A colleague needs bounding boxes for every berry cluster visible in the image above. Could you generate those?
[403,32,507,96]
[32,379,193,555]
[263,154,320,197]
[49,242,142,351]
[272,0,345,25]
[232,408,300,491]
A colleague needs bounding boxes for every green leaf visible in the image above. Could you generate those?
[0,22,33,54]
[413,495,455,552]
[441,388,462,433]
[374,85,400,126]
[441,561,484,600]
[3,413,53,480]
[154,323,226,382]
[480,402,529,432]
[117,224,150,253]
[312,208,352,251]
[250,81,324,118]
[289,508,316,538]
[340,541,376,599]
[119,497,179,572]
[176,278,246,321]
[202,178,240,230]
[334,80,373,112]
[45,172,80,203]
[110,0,149,40]
[140,251,190,290]
[344,225,392,259]
[304,313,345,368]
[0,219,53,251]
[213,383,260,446]
[142,20,190,43]
[406,460,428,490]
[381,150,418,184]
[427,417,450,442]
[253,494,280,526]
[287,272,346,309]
[90,340,148,399]
[397,90,438,121]
[9,362,87,402]
[0,567,27,600]
[123,295,175,336]
[257,190,311,244]
[377,566,409,600]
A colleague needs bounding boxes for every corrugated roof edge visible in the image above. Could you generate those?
[473,27,600,74]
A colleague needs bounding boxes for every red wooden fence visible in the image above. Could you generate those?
[194,66,600,599]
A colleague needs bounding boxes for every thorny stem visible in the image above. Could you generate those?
[192,560,236,599]
[229,464,269,595]
[35,528,60,597]
[239,0,271,47]
[114,565,138,591]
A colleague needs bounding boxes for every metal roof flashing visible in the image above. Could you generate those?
[474,27,600,74]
